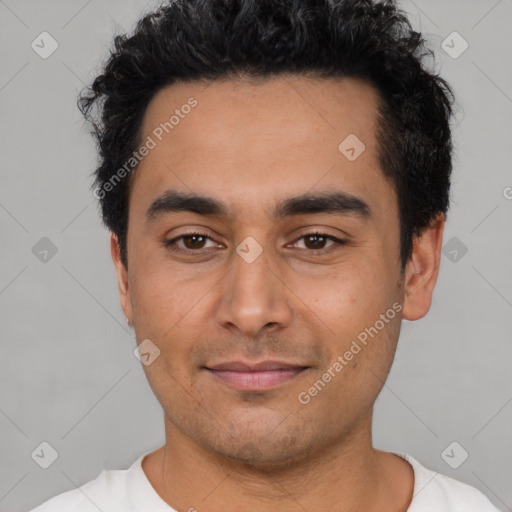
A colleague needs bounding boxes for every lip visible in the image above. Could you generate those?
[205,360,311,391]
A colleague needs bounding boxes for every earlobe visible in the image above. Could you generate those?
[110,233,133,325]
[401,213,445,321]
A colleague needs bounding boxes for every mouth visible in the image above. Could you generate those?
[204,361,311,391]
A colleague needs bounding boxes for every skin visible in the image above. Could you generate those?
[111,75,445,512]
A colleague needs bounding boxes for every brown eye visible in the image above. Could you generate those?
[303,234,329,250]
[164,232,219,253]
[164,231,346,255]
[181,234,208,249]
[291,232,346,252]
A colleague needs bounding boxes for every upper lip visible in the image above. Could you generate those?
[206,360,310,372]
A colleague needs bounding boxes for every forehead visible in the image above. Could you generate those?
[131,74,395,223]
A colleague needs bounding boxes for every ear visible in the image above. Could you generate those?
[401,212,445,321]
[110,233,133,325]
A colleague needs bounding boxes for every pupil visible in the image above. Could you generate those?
[306,235,324,249]
[185,235,205,249]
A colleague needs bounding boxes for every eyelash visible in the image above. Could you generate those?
[164,231,347,255]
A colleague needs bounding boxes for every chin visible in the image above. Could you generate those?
[211,437,327,474]
[198,421,318,468]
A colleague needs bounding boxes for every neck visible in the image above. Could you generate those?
[142,409,414,512]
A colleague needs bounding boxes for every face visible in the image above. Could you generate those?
[112,75,443,468]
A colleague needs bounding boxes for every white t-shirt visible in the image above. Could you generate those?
[29,451,501,511]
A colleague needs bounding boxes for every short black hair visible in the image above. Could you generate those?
[79,0,456,270]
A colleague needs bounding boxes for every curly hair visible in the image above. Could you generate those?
[79,0,456,270]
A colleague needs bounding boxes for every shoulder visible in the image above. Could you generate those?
[396,452,501,512]
[29,461,137,511]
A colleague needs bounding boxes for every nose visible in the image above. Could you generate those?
[215,243,293,338]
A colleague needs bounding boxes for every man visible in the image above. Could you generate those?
[31,0,500,510]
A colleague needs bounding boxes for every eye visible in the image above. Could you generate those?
[289,232,346,252]
[164,232,221,253]
[164,231,346,255]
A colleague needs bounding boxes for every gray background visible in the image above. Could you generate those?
[0,1,511,511]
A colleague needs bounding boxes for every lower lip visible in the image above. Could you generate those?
[206,368,308,391]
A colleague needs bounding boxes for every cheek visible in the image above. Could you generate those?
[129,258,222,372]
[288,255,402,370]
[129,259,194,339]
[293,255,394,320]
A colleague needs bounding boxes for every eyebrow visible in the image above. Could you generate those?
[146,190,371,223]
